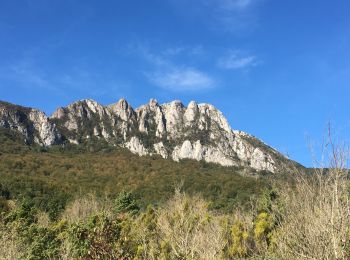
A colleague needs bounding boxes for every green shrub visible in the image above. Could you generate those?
[0,198,9,215]
[3,200,64,259]
[65,213,121,258]
[114,191,140,215]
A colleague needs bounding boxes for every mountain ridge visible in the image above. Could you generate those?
[0,98,300,173]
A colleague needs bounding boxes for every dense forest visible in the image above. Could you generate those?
[0,127,269,218]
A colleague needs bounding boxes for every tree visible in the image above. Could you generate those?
[114,191,139,215]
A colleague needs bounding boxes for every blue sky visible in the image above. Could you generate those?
[1,0,349,166]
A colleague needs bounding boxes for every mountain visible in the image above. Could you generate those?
[0,99,298,173]
[0,101,61,146]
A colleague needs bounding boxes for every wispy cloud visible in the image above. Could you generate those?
[218,0,255,11]
[217,50,260,69]
[132,43,215,92]
[0,60,62,93]
[161,45,204,57]
[138,46,169,67]
[214,0,261,33]
[149,67,214,92]
[168,0,263,33]
[162,47,186,56]
[0,56,122,99]
[10,63,49,88]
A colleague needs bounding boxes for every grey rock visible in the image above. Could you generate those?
[0,98,296,173]
[0,101,61,146]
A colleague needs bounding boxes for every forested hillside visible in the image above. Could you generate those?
[0,127,269,220]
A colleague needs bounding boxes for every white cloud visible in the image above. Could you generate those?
[168,0,262,33]
[0,61,62,93]
[172,0,256,12]
[218,0,254,11]
[162,47,186,56]
[0,57,121,97]
[136,45,169,66]
[161,45,205,56]
[218,50,259,69]
[132,44,215,92]
[150,67,215,92]
[10,64,49,87]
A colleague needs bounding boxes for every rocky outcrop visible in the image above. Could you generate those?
[28,109,61,146]
[124,136,148,156]
[0,98,295,173]
[153,142,168,159]
[108,98,136,122]
[136,99,166,137]
[0,101,61,146]
[172,140,236,167]
[50,98,137,142]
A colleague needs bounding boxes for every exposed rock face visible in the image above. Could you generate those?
[0,98,294,173]
[51,98,137,142]
[136,99,166,137]
[124,136,148,156]
[153,142,168,159]
[28,109,61,146]
[108,98,136,122]
[0,101,61,146]
[172,140,235,166]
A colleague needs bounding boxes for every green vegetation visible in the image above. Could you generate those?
[2,166,349,259]
[0,127,268,221]
[2,128,349,259]
[0,125,273,259]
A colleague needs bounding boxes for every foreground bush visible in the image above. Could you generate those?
[271,150,350,259]
[154,190,225,259]
[0,226,23,260]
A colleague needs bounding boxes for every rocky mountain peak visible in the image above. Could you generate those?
[84,99,104,114]
[198,103,231,132]
[187,100,198,109]
[184,101,199,123]
[51,107,65,119]
[0,101,61,146]
[108,98,135,121]
[169,100,184,110]
[117,98,129,110]
[149,98,159,108]
[161,100,185,136]
[0,98,298,173]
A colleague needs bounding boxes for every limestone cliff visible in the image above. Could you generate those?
[0,99,295,173]
[0,101,61,146]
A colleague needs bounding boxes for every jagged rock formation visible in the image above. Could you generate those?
[0,99,295,173]
[0,101,61,146]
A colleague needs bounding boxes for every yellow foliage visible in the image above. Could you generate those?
[254,212,273,241]
[229,220,250,257]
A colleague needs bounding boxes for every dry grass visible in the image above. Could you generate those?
[36,211,50,227]
[61,194,113,223]
[273,138,350,259]
[0,227,23,260]
[156,189,226,260]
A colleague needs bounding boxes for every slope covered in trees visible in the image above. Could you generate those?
[0,127,269,219]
